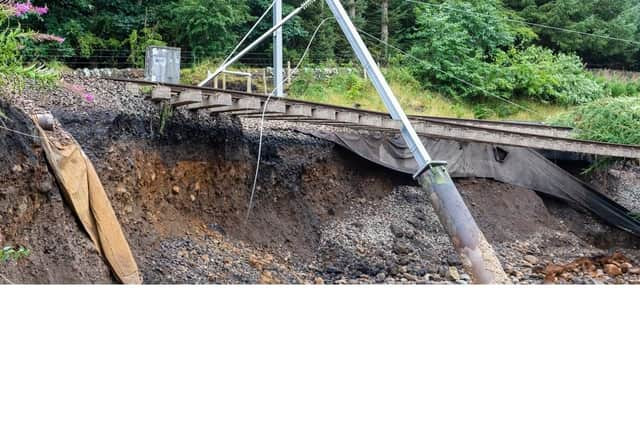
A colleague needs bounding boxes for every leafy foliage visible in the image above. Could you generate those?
[558,97,640,145]
[504,0,640,69]
[127,27,165,67]
[406,0,602,104]
[158,0,250,61]
[0,3,60,86]
[0,246,31,263]
[494,46,603,105]
[1,0,639,112]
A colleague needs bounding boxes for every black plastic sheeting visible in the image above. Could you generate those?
[311,130,640,238]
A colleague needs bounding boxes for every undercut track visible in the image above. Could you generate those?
[110,77,640,160]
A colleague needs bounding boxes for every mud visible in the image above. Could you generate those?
[1,77,640,284]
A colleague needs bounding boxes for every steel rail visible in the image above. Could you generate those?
[109,77,640,159]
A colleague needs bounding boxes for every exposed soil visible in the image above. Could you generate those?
[1,74,639,284]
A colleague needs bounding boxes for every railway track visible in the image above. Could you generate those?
[110,78,640,159]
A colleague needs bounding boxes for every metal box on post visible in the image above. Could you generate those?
[145,46,181,84]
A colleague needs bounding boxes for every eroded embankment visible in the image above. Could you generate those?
[2,77,640,284]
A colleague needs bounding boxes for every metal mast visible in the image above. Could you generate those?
[324,0,508,283]
[273,0,284,97]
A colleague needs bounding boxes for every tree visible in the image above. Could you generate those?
[381,0,389,63]
[504,0,640,68]
[347,0,356,20]
[159,0,251,60]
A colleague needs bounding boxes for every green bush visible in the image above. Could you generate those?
[495,46,604,105]
[0,4,60,87]
[559,97,640,145]
[128,27,165,68]
[407,0,603,105]
[288,67,368,102]
[600,78,640,98]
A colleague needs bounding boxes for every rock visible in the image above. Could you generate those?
[314,276,325,285]
[620,262,632,273]
[447,266,460,281]
[190,194,196,202]
[407,217,422,228]
[172,185,180,194]
[629,267,640,275]
[260,271,277,284]
[446,254,461,266]
[524,255,539,265]
[326,266,343,275]
[393,240,411,255]
[374,272,387,283]
[403,273,418,282]
[12,164,23,173]
[604,264,622,277]
[390,224,404,238]
[36,178,53,194]
[397,255,410,266]
[459,274,471,282]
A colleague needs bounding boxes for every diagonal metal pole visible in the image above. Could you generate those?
[198,0,315,87]
[324,0,508,283]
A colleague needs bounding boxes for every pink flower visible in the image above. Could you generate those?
[29,33,65,43]
[84,93,95,103]
[14,2,32,17]
[12,2,49,17]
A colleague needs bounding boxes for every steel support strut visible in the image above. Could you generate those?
[324,0,508,283]
[198,0,315,87]
[273,0,284,97]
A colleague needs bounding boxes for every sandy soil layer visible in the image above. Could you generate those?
[1,74,639,284]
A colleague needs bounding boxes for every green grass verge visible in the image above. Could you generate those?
[181,63,571,122]
[552,97,640,145]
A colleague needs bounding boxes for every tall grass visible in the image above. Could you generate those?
[287,67,568,121]
[554,97,640,145]
[180,62,571,121]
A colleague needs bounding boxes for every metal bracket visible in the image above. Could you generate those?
[413,160,448,179]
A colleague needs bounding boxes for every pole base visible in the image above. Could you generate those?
[416,165,510,284]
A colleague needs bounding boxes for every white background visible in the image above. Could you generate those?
[1,285,638,427]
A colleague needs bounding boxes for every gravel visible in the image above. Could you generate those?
[3,71,640,284]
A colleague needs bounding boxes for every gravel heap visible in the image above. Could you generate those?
[2,72,640,284]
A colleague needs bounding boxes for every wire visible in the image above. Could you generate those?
[222,0,278,66]
[0,124,40,139]
[246,17,332,222]
[357,28,540,115]
[405,0,640,47]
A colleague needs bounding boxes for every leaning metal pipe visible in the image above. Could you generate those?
[325,0,508,283]
[417,166,510,284]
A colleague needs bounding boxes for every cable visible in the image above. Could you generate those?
[405,0,640,47]
[222,0,278,66]
[246,17,332,222]
[357,28,540,115]
[0,124,40,139]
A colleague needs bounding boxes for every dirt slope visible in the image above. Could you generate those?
[1,74,639,284]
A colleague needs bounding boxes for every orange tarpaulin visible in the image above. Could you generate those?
[32,115,142,284]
